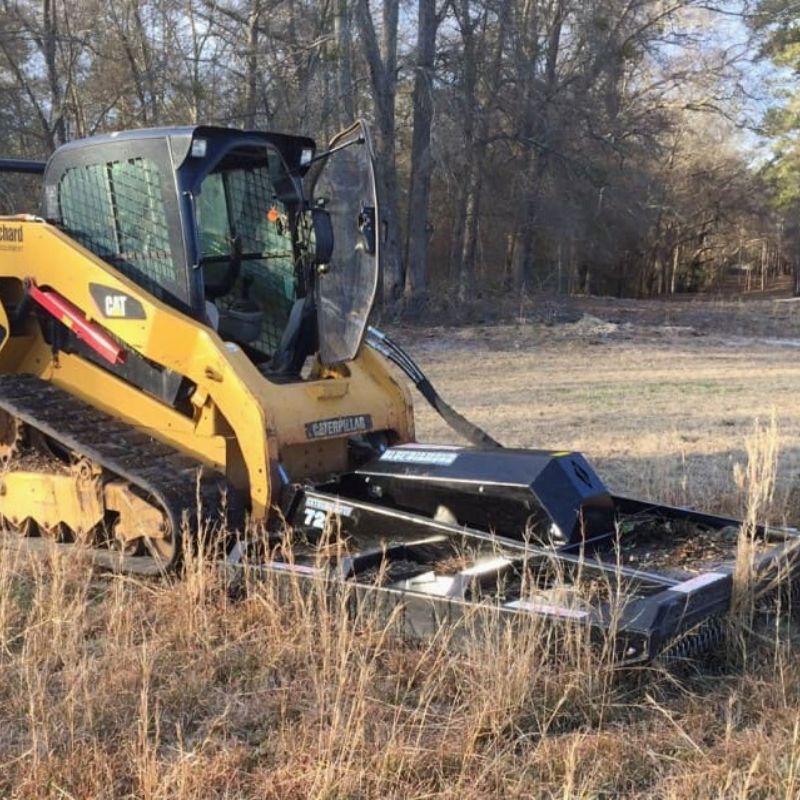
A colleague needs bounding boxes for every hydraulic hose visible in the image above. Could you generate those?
[366,326,502,449]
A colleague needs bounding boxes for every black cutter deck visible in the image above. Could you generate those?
[281,444,800,665]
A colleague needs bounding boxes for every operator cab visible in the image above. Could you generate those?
[41,121,379,379]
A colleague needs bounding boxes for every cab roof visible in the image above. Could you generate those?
[46,125,317,178]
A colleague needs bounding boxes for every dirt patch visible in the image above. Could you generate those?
[563,313,622,337]
[3,445,70,475]
[386,291,800,340]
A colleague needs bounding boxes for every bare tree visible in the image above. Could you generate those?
[404,0,444,297]
[354,0,403,302]
[333,0,355,126]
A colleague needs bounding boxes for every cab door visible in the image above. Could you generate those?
[309,120,380,366]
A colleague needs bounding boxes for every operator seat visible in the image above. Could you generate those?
[268,295,317,375]
[205,301,220,331]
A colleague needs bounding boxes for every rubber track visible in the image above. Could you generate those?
[0,374,239,574]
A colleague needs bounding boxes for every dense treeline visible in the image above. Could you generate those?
[0,0,796,302]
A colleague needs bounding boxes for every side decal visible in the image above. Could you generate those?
[305,414,373,440]
[89,283,147,320]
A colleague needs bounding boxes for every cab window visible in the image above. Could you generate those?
[196,149,297,358]
[59,157,186,303]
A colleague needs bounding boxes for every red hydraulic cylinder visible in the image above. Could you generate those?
[27,281,126,365]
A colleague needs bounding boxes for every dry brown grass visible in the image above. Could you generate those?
[4,299,800,798]
[403,301,800,521]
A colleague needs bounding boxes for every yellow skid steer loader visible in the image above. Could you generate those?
[0,121,796,664]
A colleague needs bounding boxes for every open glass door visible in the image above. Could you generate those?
[310,120,380,366]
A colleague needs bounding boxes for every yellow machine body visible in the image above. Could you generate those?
[0,217,415,523]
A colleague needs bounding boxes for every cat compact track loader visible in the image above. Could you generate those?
[0,120,798,665]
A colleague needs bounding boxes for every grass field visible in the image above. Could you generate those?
[407,294,800,522]
[4,296,800,798]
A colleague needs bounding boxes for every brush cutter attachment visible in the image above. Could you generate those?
[333,445,615,547]
[279,461,800,665]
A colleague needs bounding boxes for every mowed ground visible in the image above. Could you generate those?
[401,295,800,520]
[6,296,800,798]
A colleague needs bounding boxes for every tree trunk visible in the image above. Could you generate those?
[354,0,403,303]
[43,0,66,146]
[511,200,535,290]
[511,0,564,291]
[333,0,355,127]
[450,0,475,294]
[459,141,486,300]
[404,0,438,298]
[449,179,467,281]
[457,1,507,299]
[670,244,680,294]
[244,1,261,128]
[794,257,800,297]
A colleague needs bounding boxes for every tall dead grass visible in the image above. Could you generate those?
[3,422,800,797]
[732,415,780,616]
[0,519,798,799]
[0,530,608,798]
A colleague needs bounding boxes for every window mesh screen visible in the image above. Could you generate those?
[59,158,180,299]
[201,165,295,355]
[227,168,294,354]
[216,259,295,355]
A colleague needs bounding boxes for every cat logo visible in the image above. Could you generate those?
[89,283,147,320]
[104,295,128,317]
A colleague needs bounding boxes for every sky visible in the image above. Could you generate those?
[684,3,794,160]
